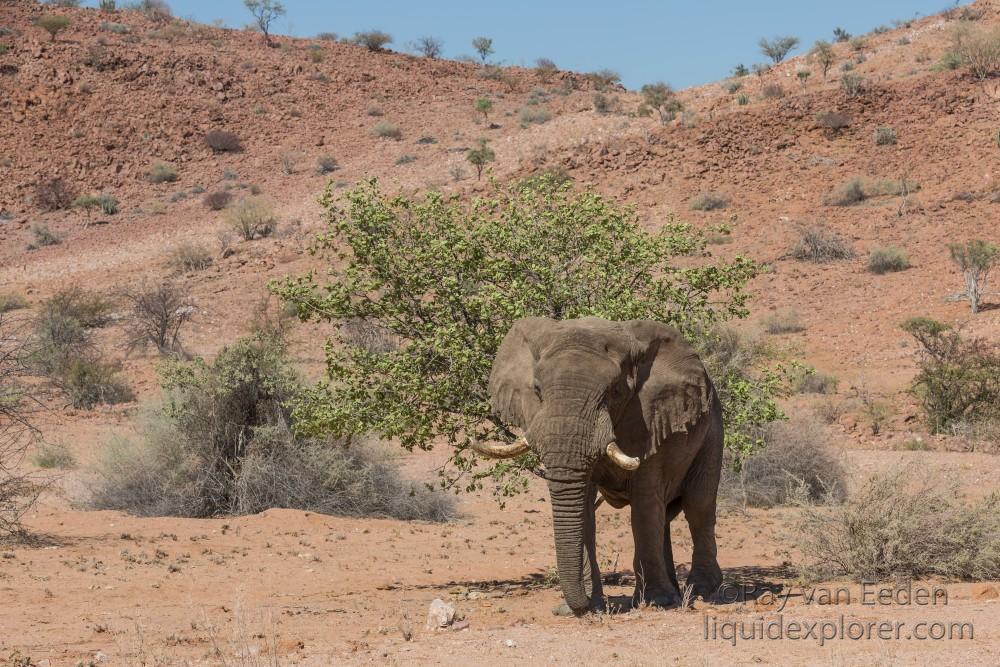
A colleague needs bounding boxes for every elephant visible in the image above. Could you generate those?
[471,316,724,616]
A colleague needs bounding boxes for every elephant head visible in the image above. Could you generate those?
[474,317,711,614]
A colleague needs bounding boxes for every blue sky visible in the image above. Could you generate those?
[91,1,958,89]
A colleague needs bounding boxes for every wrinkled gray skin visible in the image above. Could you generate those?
[483,317,723,615]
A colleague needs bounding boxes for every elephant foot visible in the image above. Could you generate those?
[687,562,723,600]
[552,597,606,617]
[632,590,681,610]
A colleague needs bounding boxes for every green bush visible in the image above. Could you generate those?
[795,468,1000,581]
[88,329,453,520]
[148,161,178,183]
[902,317,1000,432]
[639,82,682,123]
[271,177,774,497]
[61,359,134,409]
[759,35,799,63]
[867,247,910,274]
[791,225,854,262]
[41,287,113,329]
[689,191,729,211]
[35,15,71,41]
[351,30,392,52]
[465,139,495,180]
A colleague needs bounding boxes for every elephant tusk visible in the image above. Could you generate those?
[606,442,640,471]
[470,435,531,459]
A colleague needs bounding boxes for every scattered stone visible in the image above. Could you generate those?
[504,639,517,648]
[426,598,456,629]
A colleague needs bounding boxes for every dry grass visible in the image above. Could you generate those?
[791,225,855,262]
[689,191,729,211]
[795,468,1000,581]
[867,247,910,274]
[721,417,846,509]
[761,309,805,334]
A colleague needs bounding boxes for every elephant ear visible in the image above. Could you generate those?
[624,320,711,456]
[488,317,558,430]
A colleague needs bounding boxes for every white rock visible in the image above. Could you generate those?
[425,598,456,629]
[504,639,517,648]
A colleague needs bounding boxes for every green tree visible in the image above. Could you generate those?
[72,194,101,228]
[271,178,780,499]
[639,82,683,124]
[474,97,493,122]
[472,36,493,63]
[810,40,836,79]
[244,0,285,45]
[465,139,495,180]
[759,36,799,63]
[949,239,999,314]
[36,15,71,42]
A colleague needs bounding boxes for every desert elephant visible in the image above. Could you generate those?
[471,316,724,615]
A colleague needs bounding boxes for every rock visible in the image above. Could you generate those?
[451,620,470,631]
[971,583,998,600]
[426,598,456,629]
[504,639,517,648]
[94,652,109,663]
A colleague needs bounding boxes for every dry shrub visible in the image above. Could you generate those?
[226,197,276,241]
[120,282,193,356]
[148,161,178,183]
[949,22,1000,80]
[689,191,729,211]
[1,313,41,537]
[40,287,113,329]
[204,130,242,153]
[873,127,897,145]
[167,242,212,272]
[721,417,846,509]
[761,309,805,334]
[815,111,850,131]
[32,441,76,470]
[202,190,232,211]
[0,293,29,314]
[761,83,785,99]
[61,358,134,409]
[372,120,402,140]
[88,329,453,521]
[796,370,839,394]
[795,468,1000,581]
[826,177,866,206]
[34,178,76,211]
[867,247,910,274]
[791,225,854,261]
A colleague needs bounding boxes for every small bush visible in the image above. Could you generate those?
[791,225,855,262]
[902,317,1000,431]
[40,287,113,329]
[948,23,1000,80]
[840,73,865,97]
[721,417,845,508]
[736,94,750,106]
[226,197,276,240]
[204,130,242,153]
[759,35,799,63]
[62,359,134,409]
[33,442,76,470]
[412,36,442,58]
[351,30,392,52]
[100,22,129,34]
[316,155,338,174]
[167,243,212,272]
[395,154,417,166]
[0,293,29,314]
[518,107,552,126]
[36,15,71,41]
[873,127,897,145]
[587,69,621,91]
[316,32,337,41]
[124,0,172,22]
[592,92,618,114]
[948,239,999,314]
[97,193,119,215]
[867,247,910,274]
[535,57,557,78]
[35,178,76,212]
[148,161,178,183]
[689,191,729,211]
[794,468,1000,581]
[202,190,232,211]
[28,224,61,249]
[88,330,453,521]
[120,281,193,356]
[826,176,866,206]
[761,309,805,334]
[796,370,839,394]
[372,121,401,140]
[815,111,850,131]
[760,83,785,99]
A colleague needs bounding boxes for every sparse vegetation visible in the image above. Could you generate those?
[1,313,39,536]
[33,442,75,470]
[474,97,493,122]
[948,239,999,314]
[35,15,71,42]
[833,27,850,43]
[867,247,910,274]
[226,196,276,241]
[120,281,193,356]
[88,329,454,521]
[947,22,1000,80]
[901,317,1000,432]
[316,155,338,174]
[243,0,285,46]
[372,120,402,140]
[762,309,805,335]
[465,139,495,180]
[412,36,443,58]
[28,224,61,250]
[815,110,850,132]
[791,225,854,262]
[638,82,683,124]
[796,370,839,395]
[588,69,621,91]
[0,294,28,314]
[795,468,1000,582]
[204,130,242,153]
[202,190,232,211]
[593,92,618,114]
[689,191,728,211]
[35,178,76,212]
[826,176,866,206]
[840,72,865,97]
[167,242,213,272]
[535,57,557,79]
[518,107,551,126]
[759,36,799,63]
[148,161,178,183]
[472,36,493,64]
[873,126,897,145]
[722,417,845,509]
[761,83,784,99]
[61,358,135,409]
[810,40,836,78]
[351,30,392,52]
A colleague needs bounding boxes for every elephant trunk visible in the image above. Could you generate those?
[548,476,591,614]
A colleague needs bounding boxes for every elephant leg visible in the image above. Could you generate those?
[663,518,680,594]
[682,429,723,600]
[630,479,680,609]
